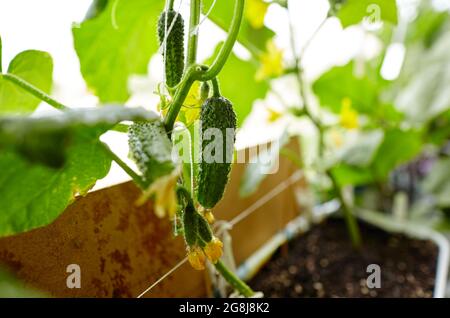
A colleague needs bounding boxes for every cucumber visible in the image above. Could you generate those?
[158,10,185,88]
[197,97,237,209]
[128,121,175,186]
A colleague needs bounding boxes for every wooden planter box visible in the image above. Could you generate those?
[0,139,305,297]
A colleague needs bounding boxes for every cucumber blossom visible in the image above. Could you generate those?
[158,10,185,88]
[197,97,237,209]
[128,121,175,186]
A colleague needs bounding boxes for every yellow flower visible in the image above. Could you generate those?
[204,237,223,264]
[181,81,203,125]
[339,98,359,129]
[136,166,181,219]
[187,246,206,271]
[267,107,282,123]
[245,0,269,29]
[256,40,284,81]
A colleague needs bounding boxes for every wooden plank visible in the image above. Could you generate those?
[0,138,306,297]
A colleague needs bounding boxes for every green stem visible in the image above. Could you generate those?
[286,3,361,247]
[164,66,197,133]
[168,0,175,10]
[328,171,362,248]
[101,142,146,189]
[3,73,68,111]
[186,0,201,67]
[211,77,221,97]
[214,260,254,297]
[164,0,245,132]
[198,0,244,81]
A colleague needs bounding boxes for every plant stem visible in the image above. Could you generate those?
[328,171,362,247]
[165,0,245,132]
[198,0,244,81]
[286,2,361,248]
[186,0,201,67]
[214,260,255,297]
[100,142,146,189]
[3,73,69,111]
[211,77,221,97]
[168,0,175,10]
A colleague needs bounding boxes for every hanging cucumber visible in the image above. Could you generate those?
[197,96,237,209]
[157,10,185,88]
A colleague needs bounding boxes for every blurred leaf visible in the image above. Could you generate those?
[0,50,53,114]
[337,130,384,167]
[0,105,158,168]
[332,164,374,187]
[337,0,398,28]
[0,133,111,237]
[422,157,450,207]
[0,267,46,298]
[73,0,163,102]
[406,4,449,48]
[203,0,275,54]
[312,62,380,114]
[395,29,450,124]
[84,0,109,21]
[371,129,422,180]
[240,131,289,197]
[206,45,269,126]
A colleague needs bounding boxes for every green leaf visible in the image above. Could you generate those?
[0,133,111,237]
[337,130,384,167]
[73,0,163,102]
[240,131,289,197]
[396,29,450,124]
[0,267,47,298]
[203,0,275,54]
[312,62,380,114]
[0,50,53,114]
[371,129,422,180]
[206,45,269,126]
[331,164,374,187]
[0,105,158,168]
[337,0,398,28]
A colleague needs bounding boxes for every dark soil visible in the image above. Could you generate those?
[249,218,438,298]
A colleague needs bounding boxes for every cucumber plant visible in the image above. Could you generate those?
[0,0,253,297]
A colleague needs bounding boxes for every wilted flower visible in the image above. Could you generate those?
[187,246,206,271]
[136,166,181,219]
[204,237,223,264]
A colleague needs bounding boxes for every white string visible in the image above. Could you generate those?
[191,0,218,36]
[136,257,188,298]
[136,170,304,298]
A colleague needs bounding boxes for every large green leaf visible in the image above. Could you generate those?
[337,0,398,28]
[0,50,53,114]
[312,62,380,114]
[207,45,269,126]
[0,133,111,237]
[0,105,158,168]
[203,0,275,54]
[0,106,159,236]
[73,0,163,102]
